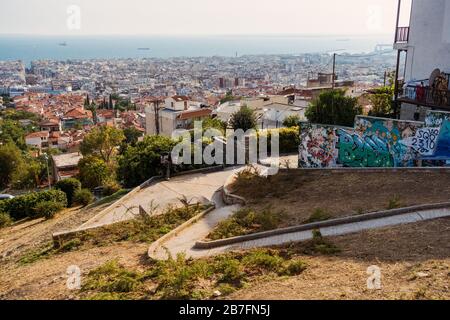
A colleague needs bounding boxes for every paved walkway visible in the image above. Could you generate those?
[79,168,239,230]
[149,207,450,260]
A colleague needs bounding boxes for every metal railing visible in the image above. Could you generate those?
[395,26,410,43]
[400,85,450,108]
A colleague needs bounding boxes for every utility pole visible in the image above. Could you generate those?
[332,53,336,90]
[154,100,161,135]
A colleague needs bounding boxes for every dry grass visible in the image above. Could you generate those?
[230,169,450,228]
[229,217,450,300]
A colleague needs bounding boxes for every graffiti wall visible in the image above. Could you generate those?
[299,111,450,168]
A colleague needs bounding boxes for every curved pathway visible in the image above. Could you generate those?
[149,204,450,260]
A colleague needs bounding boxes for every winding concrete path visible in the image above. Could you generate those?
[79,168,239,230]
[149,206,450,260]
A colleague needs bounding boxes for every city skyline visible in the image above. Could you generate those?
[0,0,410,36]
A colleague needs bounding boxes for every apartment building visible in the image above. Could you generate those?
[394,0,450,120]
[145,96,212,137]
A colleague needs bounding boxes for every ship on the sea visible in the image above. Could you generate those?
[58,42,68,47]
[137,47,150,51]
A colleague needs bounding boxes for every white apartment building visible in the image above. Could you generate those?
[394,0,450,120]
[146,96,212,137]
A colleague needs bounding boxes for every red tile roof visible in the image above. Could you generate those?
[177,108,212,120]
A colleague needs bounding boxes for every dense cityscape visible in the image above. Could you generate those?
[0,0,449,306]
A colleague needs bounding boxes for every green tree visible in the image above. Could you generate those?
[117,135,176,187]
[0,119,27,149]
[0,143,24,189]
[368,86,395,118]
[123,127,143,146]
[11,159,44,190]
[80,126,125,164]
[305,89,362,127]
[230,106,257,131]
[282,115,301,128]
[85,102,98,125]
[201,118,227,135]
[78,156,111,189]
[54,178,82,207]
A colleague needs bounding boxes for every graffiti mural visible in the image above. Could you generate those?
[299,125,338,168]
[337,129,394,167]
[299,111,450,168]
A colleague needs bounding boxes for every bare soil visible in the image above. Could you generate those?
[231,170,450,227]
[230,217,450,300]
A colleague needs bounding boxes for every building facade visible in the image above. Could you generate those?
[394,0,450,120]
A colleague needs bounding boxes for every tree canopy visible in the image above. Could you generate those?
[305,89,362,127]
[80,126,125,164]
[229,106,257,131]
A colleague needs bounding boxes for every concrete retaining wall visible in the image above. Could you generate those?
[194,202,450,249]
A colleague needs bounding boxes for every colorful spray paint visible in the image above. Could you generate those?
[299,111,450,168]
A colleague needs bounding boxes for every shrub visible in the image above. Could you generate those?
[214,256,244,283]
[208,207,285,240]
[34,201,64,219]
[258,127,300,154]
[242,249,284,272]
[283,115,301,128]
[0,189,67,220]
[229,106,257,131]
[305,209,331,223]
[54,178,81,207]
[74,189,95,207]
[102,181,121,197]
[280,260,307,276]
[83,260,142,294]
[0,211,12,228]
[387,195,402,210]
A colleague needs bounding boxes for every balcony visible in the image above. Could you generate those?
[395,26,410,43]
[398,79,450,110]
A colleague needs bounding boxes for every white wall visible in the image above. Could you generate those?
[405,0,450,81]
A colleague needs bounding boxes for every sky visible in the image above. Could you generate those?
[0,0,410,36]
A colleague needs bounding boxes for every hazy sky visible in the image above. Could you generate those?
[0,0,409,36]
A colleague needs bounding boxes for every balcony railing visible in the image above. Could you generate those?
[395,26,410,43]
[399,85,450,109]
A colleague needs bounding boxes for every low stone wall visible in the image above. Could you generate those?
[147,205,217,260]
[194,202,450,249]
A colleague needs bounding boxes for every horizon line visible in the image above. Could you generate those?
[0,32,393,37]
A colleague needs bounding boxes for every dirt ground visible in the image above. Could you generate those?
[231,170,450,227]
[0,212,448,300]
[1,170,449,300]
[230,217,450,300]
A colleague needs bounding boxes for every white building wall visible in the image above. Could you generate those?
[405,0,450,81]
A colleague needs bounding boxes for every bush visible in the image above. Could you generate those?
[34,201,64,219]
[214,256,244,283]
[259,127,300,154]
[74,189,94,207]
[102,181,121,197]
[280,260,307,276]
[0,211,12,228]
[283,115,301,128]
[305,89,362,127]
[0,189,67,220]
[242,249,284,272]
[305,208,331,224]
[208,207,285,240]
[229,106,257,131]
[387,195,402,210]
[54,178,82,207]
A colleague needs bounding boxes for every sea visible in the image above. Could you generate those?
[0,34,393,66]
